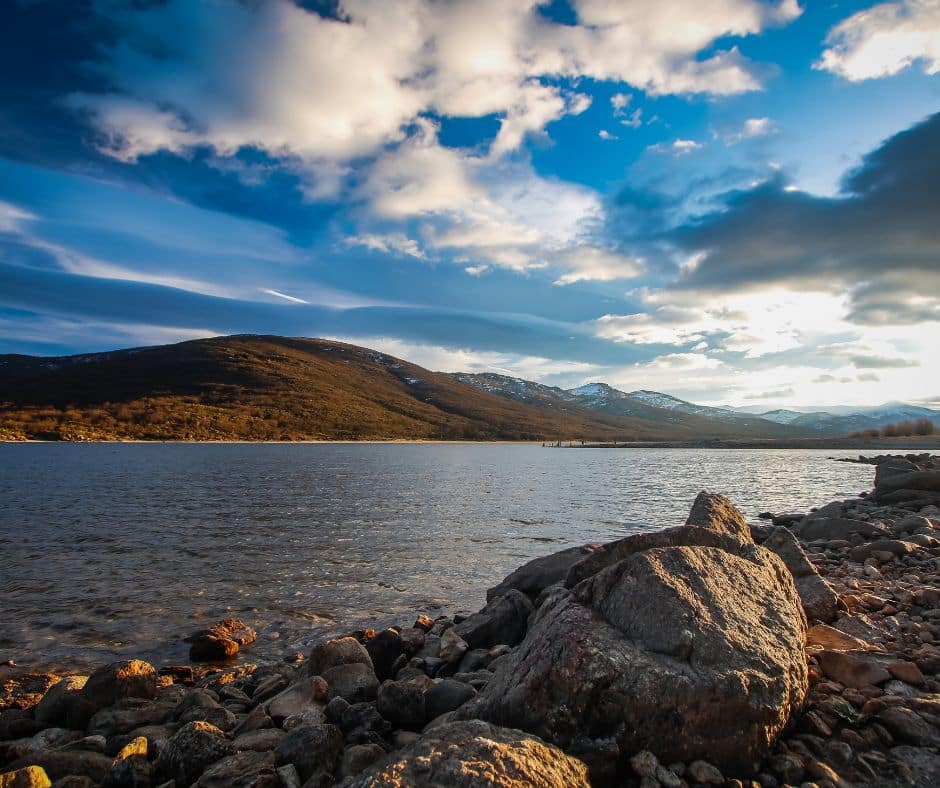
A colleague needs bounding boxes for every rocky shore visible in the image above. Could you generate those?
[2,454,940,787]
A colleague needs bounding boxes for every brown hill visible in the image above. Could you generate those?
[0,335,803,442]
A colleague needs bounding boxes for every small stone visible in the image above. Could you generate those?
[274,723,344,782]
[154,721,234,786]
[439,629,468,664]
[655,764,683,788]
[275,764,301,788]
[630,750,660,778]
[688,759,724,785]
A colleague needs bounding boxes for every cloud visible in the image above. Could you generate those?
[67,0,799,180]
[345,233,425,259]
[721,116,776,143]
[611,93,632,113]
[848,353,920,368]
[649,139,704,156]
[599,130,618,141]
[552,246,644,286]
[818,0,940,81]
[744,387,795,400]
[670,111,940,326]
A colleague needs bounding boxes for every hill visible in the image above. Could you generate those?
[0,335,781,442]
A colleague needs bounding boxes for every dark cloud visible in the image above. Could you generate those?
[670,112,940,325]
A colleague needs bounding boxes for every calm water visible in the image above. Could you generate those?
[0,444,880,670]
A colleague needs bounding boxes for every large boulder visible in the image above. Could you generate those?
[461,520,807,779]
[34,677,87,727]
[486,545,600,602]
[685,490,752,539]
[81,661,157,711]
[307,638,374,677]
[345,720,590,787]
[763,527,839,622]
[454,590,533,649]
[274,723,343,783]
[564,524,757,589]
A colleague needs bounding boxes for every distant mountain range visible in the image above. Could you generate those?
[450,373,939,436]
[1,335,936,442]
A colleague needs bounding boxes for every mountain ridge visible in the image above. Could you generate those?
[1,335,935,441]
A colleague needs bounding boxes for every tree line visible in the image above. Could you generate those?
[850,418,936,439]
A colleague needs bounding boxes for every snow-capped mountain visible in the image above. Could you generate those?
[452,373,940,437]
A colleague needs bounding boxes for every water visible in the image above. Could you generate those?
[0,443,880,670]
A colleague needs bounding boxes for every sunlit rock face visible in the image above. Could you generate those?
[345,720,591,788]
[461,495,808,780]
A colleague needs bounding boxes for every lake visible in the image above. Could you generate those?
[0,443,882,670]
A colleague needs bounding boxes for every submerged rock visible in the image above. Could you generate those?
[345,720,590,787]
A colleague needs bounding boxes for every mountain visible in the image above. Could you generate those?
[0,335,769,442]
[734,403,940,433]
[450,375,806,438]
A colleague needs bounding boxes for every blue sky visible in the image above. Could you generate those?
[1,0,938,406]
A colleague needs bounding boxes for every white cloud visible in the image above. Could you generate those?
[648,138,704,156]
[611,93,632,113]
[720,116,776,143]
[0,201,35,233]
[70,0,800,178]
[598,129,618,141]
[345,232,425,259]
[552,246,644,286]
[323,335,601,382]
[818,0,940,81]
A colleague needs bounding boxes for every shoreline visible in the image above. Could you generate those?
[2,438,940,450]
[2,454,940,786]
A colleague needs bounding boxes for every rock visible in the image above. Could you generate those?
[819,650,892,688]
[264,677,327,724]
[423,680,476,721]
[877,470,940,494]
[793,517,888,541]
[188,619,257,662]
[438,629,468,665]
[307,638,374,678]
[339,743,385,778]
[364,630,404,683]
[345,720,590,787]
[88,700,176,738]
[232,728,284,752]
[413,615,434,632]
[887,661,926,686]
[890,745,940,788]
[763,527,839,622]
[688,759,724,784]
[376,681,425,730]
[113,736,148,761]
[102,753,151,788]
[685,491,752,539]
[178,704,236,732]
[486,545,599,602]
[275,763,301,788]
[850,540,917,562]
[806,624,871,651]
[273,724,343,782]
[154,721,234,786]
[453,590,533,650]
[34,677,87,727]
[81,661,157,711]
[0,766,51,788]
[630,750,659,777]
[397,628,425,656]
[194,751,279,788]
[5,753,112,784]
[322,663,378,704]
[564,523,760,589]
[460,528,807,776]
[189,635,239,662]
[878,707,940,747]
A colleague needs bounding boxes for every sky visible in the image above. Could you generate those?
[0,0,938,408]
